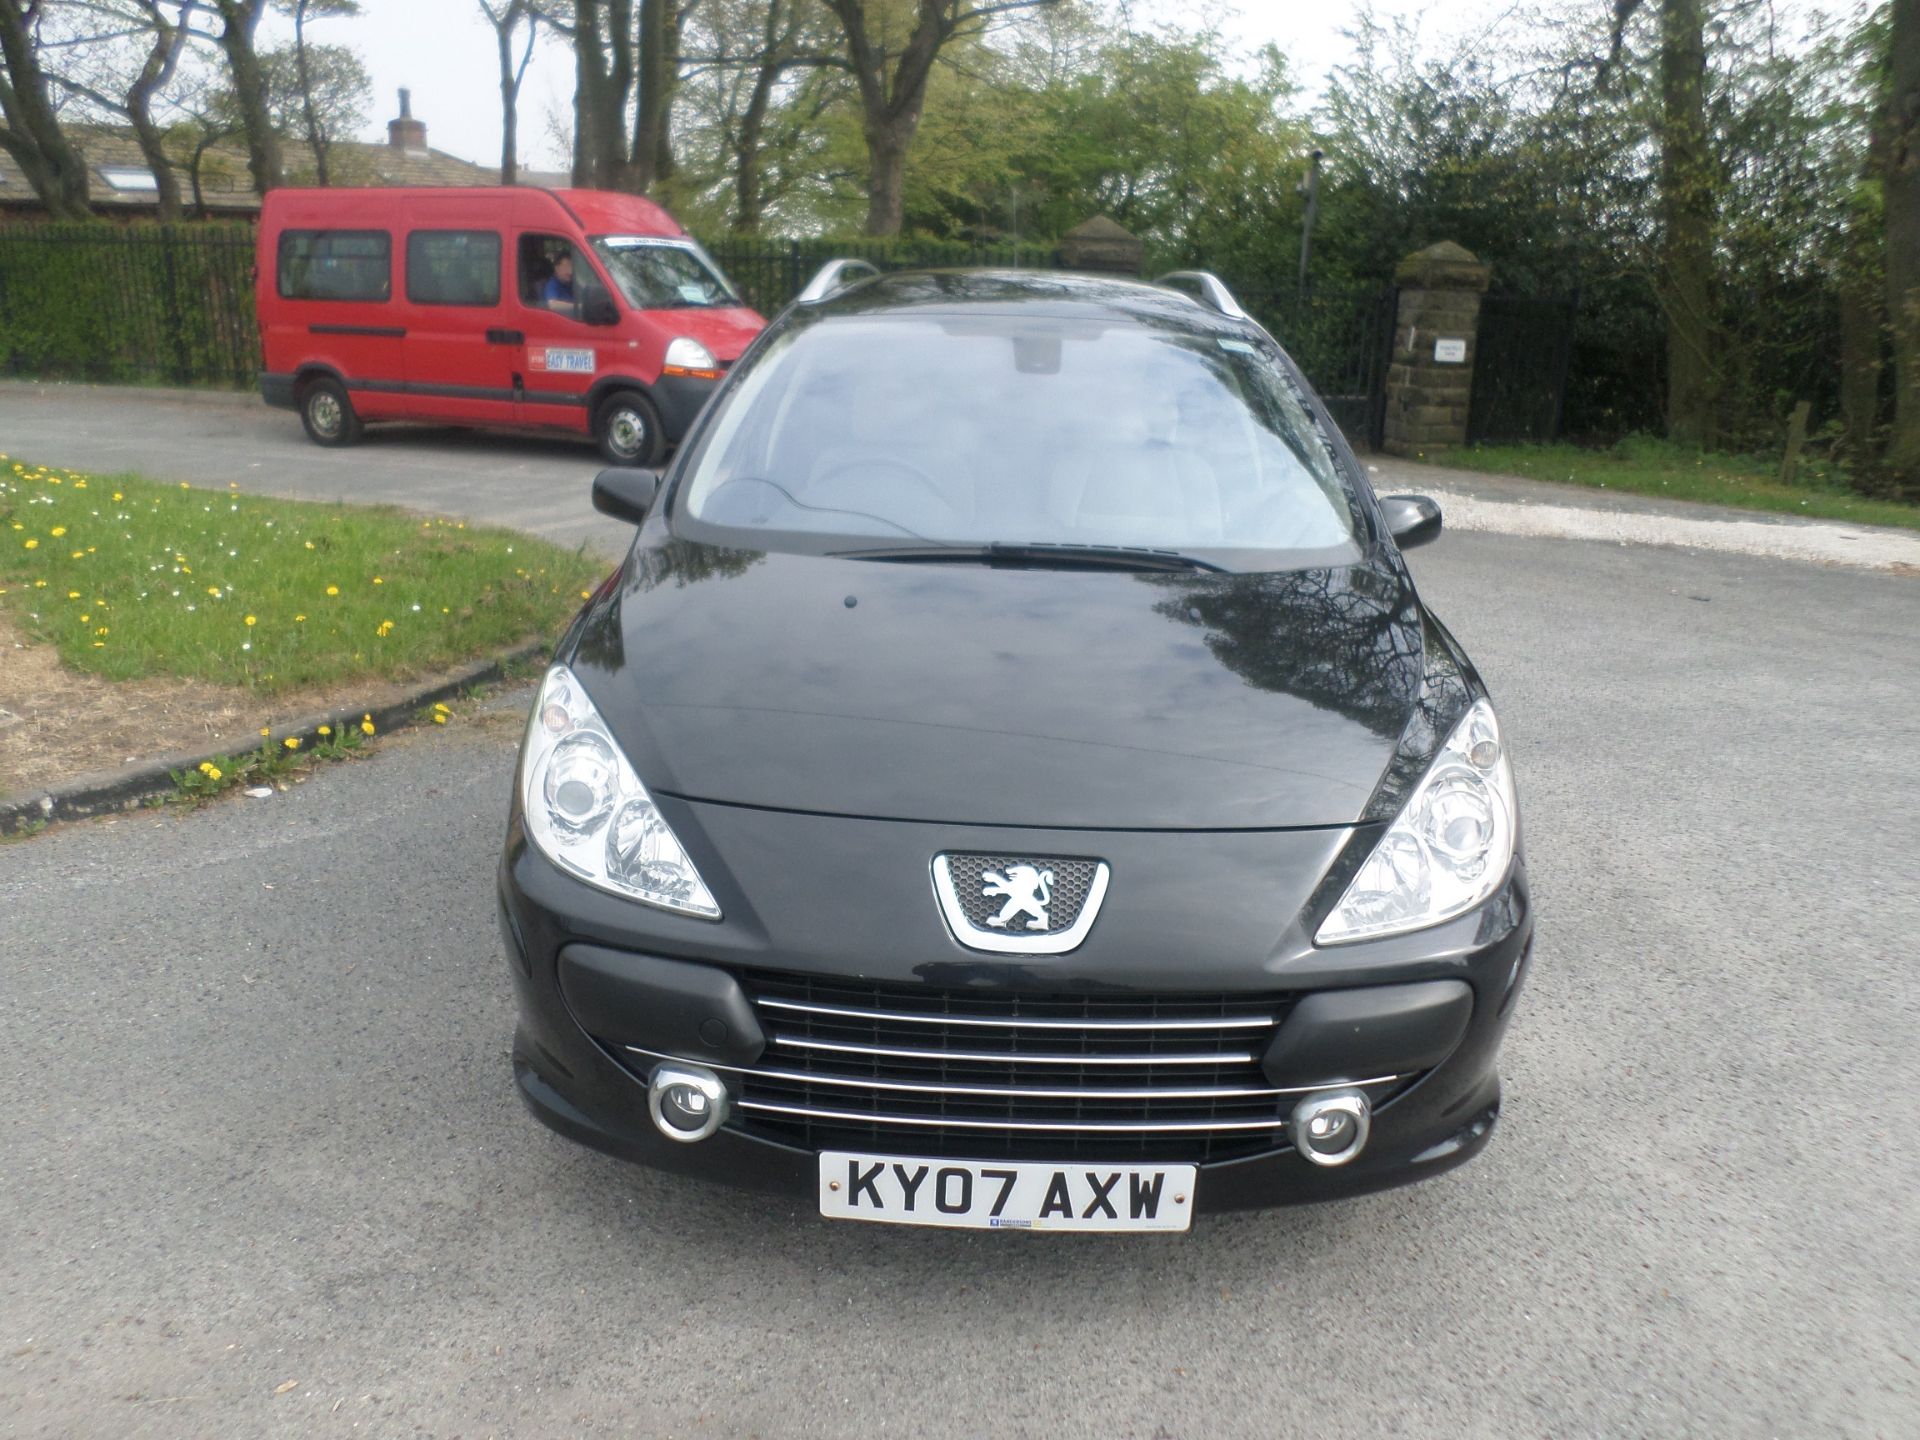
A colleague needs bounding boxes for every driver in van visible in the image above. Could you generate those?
[541,252,576,313]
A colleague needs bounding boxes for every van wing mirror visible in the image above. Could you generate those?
[1378,494,1442,550]
[582,293,619,326]
[593,467,660,526]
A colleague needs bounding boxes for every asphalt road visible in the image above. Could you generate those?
[4,486,1917,1436]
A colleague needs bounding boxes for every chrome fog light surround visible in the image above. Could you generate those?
[647,1063,730,1143]
[1290,1090,1372,1167]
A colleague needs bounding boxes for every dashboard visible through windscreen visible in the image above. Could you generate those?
[675,312,1364,570]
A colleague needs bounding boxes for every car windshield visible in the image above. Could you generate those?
[591,237,738,310]
[675,313,1362,570]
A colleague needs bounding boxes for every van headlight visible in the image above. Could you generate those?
[519,665,721,919]
[662,336,722,379]
[1316,698,1516,945]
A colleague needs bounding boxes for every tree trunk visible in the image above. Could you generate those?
[863,116,912,236]
[494,1,523,184]
[127,3,192,221]
[732,57,778,232]
[1885,0,1920,487]
[1657,0,1719,448]
[0,0,92,219]
[214,1,282,196]
[293,0,330,184]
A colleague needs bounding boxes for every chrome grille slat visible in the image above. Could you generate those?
[736,1100,1291,1135]
[756,997,1277,1032]
[769,1034,1260,1067]
[620,1046,1397,1102]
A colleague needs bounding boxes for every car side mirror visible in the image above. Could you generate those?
[582,292,619,327]
[1378,494,1442,550]
[593,466,660,526]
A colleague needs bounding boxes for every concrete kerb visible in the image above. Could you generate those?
[0,641,546,836]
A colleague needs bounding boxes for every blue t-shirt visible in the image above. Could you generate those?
[541,274,574,305]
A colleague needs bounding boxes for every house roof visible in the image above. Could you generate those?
[0,123,568,216]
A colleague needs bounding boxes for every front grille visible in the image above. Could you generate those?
[682,971,1405,1164]
[944,854,1100,937]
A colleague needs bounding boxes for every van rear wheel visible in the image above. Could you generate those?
[300,377,363,447]
[594,389,664,466]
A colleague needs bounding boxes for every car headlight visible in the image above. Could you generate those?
[519,664,721,919]
[662,336,721,379]
[1316,698,1516,945]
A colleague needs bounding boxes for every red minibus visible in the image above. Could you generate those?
[256,187,766,464]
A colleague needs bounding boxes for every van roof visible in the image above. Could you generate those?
[259,186,688,240]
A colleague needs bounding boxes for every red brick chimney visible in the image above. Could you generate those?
[388,88,427,154]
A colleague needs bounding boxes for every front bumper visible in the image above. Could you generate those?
[498,803,1533,1216]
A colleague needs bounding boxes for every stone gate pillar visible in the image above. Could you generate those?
[1381,242,1492,458]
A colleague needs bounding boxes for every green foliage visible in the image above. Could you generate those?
[0,224,256,385]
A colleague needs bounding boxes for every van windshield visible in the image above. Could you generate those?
[591,238,738,310]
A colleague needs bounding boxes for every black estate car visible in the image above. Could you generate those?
[498,265,1533,1231]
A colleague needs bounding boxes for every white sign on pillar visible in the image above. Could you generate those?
[1434,337,1467,364]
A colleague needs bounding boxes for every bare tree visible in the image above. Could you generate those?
[0,0,92,217]
[477,0,538,182]
[43,1,200,219]
[548,0,694,192]
[820,0,1059,236]
[280,0,357,185]
[209,0,279,193]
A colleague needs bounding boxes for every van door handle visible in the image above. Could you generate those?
[487,328,525,345]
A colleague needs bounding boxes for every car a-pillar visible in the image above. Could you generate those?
[1381,242,1491,459]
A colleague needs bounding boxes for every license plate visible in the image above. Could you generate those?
[818,1152,1195,1232]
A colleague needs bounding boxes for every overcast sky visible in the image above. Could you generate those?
[266,0,1452,173]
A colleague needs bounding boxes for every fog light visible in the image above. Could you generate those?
[1290,1090,1371,1167]
[647,1064,729,1143]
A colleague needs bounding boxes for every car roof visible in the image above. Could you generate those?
[801,268,1262,338]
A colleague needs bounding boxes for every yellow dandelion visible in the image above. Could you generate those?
[318,725,331,737]
[198,762,214,775]
[69,550,83,559]
[283,737,300,751]
[294,614,306,623]
[433,713,447,724]
[260,726,271,737]
[179,482,189,489]
[244,615,256,627]
[326,585,339,596]
[372,576,384,585]
[360,716,376,736]
[304,540,315,550]
[23,538,37,549]
[375,620,394,637]
[205,766,222,781]
[112,492,123,502]
[50,526,65,537]
[580,590,592,600]
[67,590,80,600]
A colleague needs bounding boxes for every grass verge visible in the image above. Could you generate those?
[1437,436,1920,533]
[0,454,604,691]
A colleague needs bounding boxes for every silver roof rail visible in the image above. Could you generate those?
[795,258,881,304]
[1154,270,1252,321]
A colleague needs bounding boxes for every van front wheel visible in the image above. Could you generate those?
[594,389,664,466]
[300,377,363,447]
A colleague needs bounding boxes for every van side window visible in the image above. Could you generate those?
[518,234,609,320]
[278,230,391,302]
[407,230,501,307]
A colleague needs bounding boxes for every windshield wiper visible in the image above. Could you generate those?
[832,542,1227,573]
